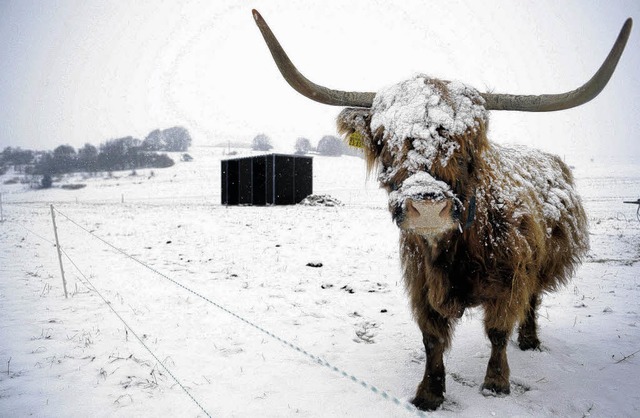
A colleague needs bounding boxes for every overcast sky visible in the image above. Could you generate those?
[1,0,638,162]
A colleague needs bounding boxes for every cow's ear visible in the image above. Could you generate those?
[337,108,382,175]
[337,108,377,152]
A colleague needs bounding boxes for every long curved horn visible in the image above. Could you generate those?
[253,10,632,112]
[252,9,375,108]
[482,18,632,111]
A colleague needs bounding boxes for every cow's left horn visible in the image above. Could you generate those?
[481,18,632,111]
[252,9,375,108]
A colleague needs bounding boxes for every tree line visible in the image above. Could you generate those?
[1,126,192,180]
[251,134,362,157]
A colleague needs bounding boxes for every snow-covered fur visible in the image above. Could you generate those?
[337,75,589,410]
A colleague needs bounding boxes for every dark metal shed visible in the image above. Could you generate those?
[221,154,313,205]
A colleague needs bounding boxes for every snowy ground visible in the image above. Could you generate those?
[1,146,639,417]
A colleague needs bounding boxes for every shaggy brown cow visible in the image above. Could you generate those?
[252,10,632,410]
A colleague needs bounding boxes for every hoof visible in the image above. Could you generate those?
[412,394,444,411]
[481,381,511,396]
[518,335,541,351]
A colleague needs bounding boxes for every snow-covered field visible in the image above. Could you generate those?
[1,146,639,417]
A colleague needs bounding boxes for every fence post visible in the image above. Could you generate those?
[50,205,68,298]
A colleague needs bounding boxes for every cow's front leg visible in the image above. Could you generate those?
[412,304,452,410]
[481,298,519,395]
[482,326,511,394]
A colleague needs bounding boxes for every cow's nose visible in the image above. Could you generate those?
[404,199,453,221]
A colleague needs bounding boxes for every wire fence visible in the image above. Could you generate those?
[6,215,211,417]
[1,194,218,206]
[0,187,388,209]
[51,206,426,417]
[3,205,426,417]
[59,246,212,417]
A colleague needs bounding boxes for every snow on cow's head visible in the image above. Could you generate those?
[337,75,489,236]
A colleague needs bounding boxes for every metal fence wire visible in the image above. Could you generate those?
[50,206,427,417]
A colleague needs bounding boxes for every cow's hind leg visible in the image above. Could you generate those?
[517,293,541,350]
[412,303,453,411]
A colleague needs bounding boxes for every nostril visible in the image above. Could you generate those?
[439,200,452,218]
[406,199,420,217]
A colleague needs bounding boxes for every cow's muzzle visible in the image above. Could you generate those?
[394,198,458,237]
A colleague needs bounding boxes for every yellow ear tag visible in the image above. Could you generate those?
[348,132,365,149]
